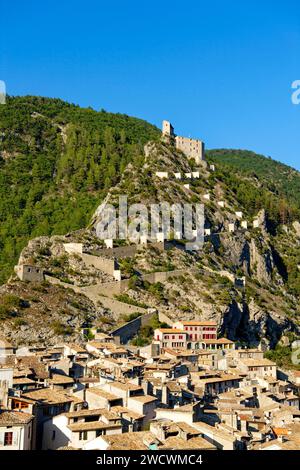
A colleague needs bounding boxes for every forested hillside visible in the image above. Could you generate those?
[1,96,300,289]
[0,96,160,283]
[207,149,300,215]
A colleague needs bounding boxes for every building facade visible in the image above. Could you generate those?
[155,321,234,351]
[0,411,34,450]
[14,264,44,282]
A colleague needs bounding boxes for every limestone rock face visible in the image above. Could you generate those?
[249,238,274,284]
[257,208,268,233]
[220,234,251,274]
[279,335,290,347]
[219,299,296,348]
[219,232,276,284]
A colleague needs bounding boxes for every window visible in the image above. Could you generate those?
[52,430,56,441]
[79,431,88,441]
[4,432,13,446]
[96,430,103,437]
[13,400,28,410]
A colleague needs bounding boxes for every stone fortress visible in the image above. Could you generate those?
[14,120,257,291]
[162,120,205,164]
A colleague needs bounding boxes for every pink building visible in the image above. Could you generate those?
[173,321,217,341]
[154,321,234,351]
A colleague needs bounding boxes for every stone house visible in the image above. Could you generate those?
[0,410,34,450]
[237,358,277,380]
[42,408,122,450]
[14,264,44,282]
[194,374,243,397]
[9,388,84,449]
[85,387,122,409]
[127,395,157,426]
[0,338,14,358]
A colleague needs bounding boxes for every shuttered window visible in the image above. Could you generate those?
[4,432,13,446]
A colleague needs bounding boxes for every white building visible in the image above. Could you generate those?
[0,410,34,450]
[155,172,168,179]
[42,408,122,450]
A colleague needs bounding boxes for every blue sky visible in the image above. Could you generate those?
[1,0,299,169]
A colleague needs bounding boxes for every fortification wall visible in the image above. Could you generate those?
[63,243,83,254]
[97,296,146,316]
[142,267,198,284]
[175,136,205,164]
[81,253,118,277]
[158,312,173,326]
[82,267,199,298]
[86,279,131,296]
[91,245,138,258]
[89,241,168,259]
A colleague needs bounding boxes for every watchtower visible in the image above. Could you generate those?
[162,120,175,137]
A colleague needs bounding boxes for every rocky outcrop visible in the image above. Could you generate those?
[220,299,298,348]
[249,238,274,284]
[293,220,300,237]
[256,209,268,233]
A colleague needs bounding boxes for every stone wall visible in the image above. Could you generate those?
[175,135,205,164]
[63,243,83,254]
[158,312,173,326]
[81,253,118,278]
[89,241,168,260]
[91,245,138,258]
[110,310,157,344]
[83,267,199,297]
[141,267,198,284]
[86,279,131,297]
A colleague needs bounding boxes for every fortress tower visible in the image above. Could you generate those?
[162,120,205,164]
[162,120,175,137]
